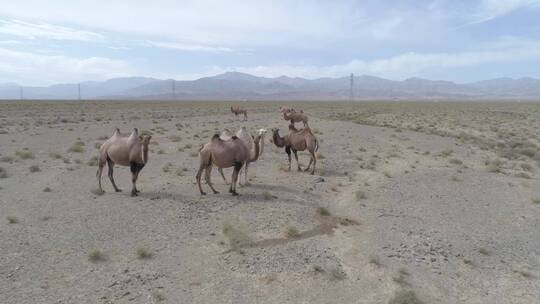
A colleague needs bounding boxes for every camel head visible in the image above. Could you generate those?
[140,134,152,146]
[257,128,267,136]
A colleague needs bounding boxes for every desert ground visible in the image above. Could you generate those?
[1,100,539,304]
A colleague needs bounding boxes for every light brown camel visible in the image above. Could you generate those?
[97,128,151,196]
[197,134,261,196]
[230,106,248,121]
[271,124,318,174]
[281,108,309,127]
[218,127,267,185]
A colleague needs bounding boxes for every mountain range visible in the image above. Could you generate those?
[1,72,540,100]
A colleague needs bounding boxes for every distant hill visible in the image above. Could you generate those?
[2,72,540,100]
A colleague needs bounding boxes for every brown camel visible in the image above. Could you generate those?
[97,128,151,196]
[197,134,261,196]
[231,106,248,121]
[281,108,309,127]
[218,127,267,185]
[272,124,318,174]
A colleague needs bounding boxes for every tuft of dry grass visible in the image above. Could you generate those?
[328,267,347,281]
[355,190,367,200]
[317,207,331,216]
[478,248,491,256]
[7,216,18,224]
[388,289,424,304]
[88,250,107,262]
[136,247,154,259]
[222,223,251,251]
[262,191,274,200]
[29,165,40,172]
[286,227,300,238]
[0,167,7,178]
[87,156,98,166]
[49,153,62,160]
[43,186,51,192]
[532,198,540,204]
[369,255,381,267]
[16,149,34,160]
[68,142,85,153]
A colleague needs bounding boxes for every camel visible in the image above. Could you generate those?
[281,107,309,127]
[217,127,267,185]
[97,128,151,196]
[196,133,261,196]
[272,124,318,174]
[230,106,248,121]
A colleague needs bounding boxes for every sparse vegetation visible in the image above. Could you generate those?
[43,186,51,192]
[262,191,274,200]
[478,248,491,256]
[222,223,251,250]
[1,156,15,162]
[29,165,40,172]
[0,167,7,178]
[68,142,85,153]
[136,247,154,259]
[7,216,18,224]
[355,190,367,200]
[388,289,424,304]
[369,255,381,267]
[88,250,107,262]
[286,227,300,238]
[16,149,34,160]
[317,207,331,216]
[87,156,98,166]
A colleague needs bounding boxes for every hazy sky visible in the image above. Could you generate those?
[0,0,539,85]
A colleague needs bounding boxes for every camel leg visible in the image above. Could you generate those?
[311,151,317,175]
[285,146,292,171]
[196,164,207,195]
[230,161,242,196]
[96,159,105,192]
[305,154,314,172]
[218,168,229,185]
[292,149,302,171]
[107,157,121,192]
[243,162,250,186]
[130,162,144,196]
[244,113,247,121]
[205,164,219,194]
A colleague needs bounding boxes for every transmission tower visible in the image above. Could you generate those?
[349,73,354,100]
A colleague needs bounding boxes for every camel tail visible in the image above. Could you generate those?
[315,138,319,152]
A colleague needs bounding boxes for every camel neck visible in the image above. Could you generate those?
[142,144,149,164]
[250,139,260,162]
[273,132,286,147]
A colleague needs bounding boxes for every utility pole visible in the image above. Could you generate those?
[78,83,81,100]
[172,79,176,99]
[349,73,354,101]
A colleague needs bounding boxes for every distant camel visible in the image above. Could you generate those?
[281,107,308,127]
[218,127,268,185]
[272,124,318,174]
[197,134,261,196]
[97,128,151,196]
[231,106,248,121]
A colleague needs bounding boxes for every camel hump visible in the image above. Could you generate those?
[211,134,221,142]
[231,136,239,140]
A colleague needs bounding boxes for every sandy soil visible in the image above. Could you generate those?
[1,101,539,304]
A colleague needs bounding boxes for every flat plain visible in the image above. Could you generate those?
[1,100,539,304]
